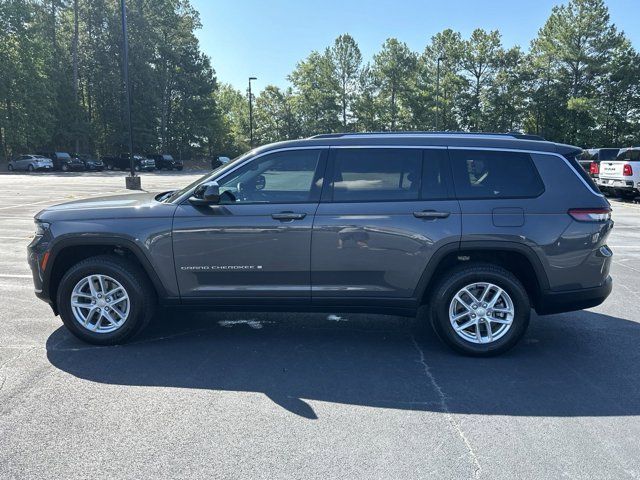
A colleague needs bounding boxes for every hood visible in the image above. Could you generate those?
[36,192,177,222]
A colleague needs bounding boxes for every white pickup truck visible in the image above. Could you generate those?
[597,147,640,198]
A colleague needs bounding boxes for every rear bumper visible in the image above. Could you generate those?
[597,178,638,191]
[535,275,612,315]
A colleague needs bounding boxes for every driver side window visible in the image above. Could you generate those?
[217,149,323,204]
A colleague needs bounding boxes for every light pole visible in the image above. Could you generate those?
[120,0,139,190]
[435,56,447,132]
[248,76,257,147]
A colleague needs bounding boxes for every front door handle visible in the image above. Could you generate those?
[271,212,307,221]
[413,210,450,219]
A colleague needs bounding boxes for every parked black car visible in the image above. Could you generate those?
[73,154,104,171]
[147,154,183,171]
[37,151,85,171]
[577,148,620,179]
[102,154,156,171]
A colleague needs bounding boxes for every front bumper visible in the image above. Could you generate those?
[27,234,52,307]
[535,275,613,315]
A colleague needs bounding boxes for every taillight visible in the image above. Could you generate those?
[589,162,599,175]
[568,207,612,222]
[623,164,633,176]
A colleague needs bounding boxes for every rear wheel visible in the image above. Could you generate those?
[7,164,13,172]
[57,255,156,345]
[28,164,35,172]
[61,163,69,172]
[428,263,530,356]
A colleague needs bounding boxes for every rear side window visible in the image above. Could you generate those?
[450,149,544,199]
[332,148,422,202]
[617,149,640,161]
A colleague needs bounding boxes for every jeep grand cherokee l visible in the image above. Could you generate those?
[28,132,613,356]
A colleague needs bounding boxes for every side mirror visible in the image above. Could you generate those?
[189,182,220,205]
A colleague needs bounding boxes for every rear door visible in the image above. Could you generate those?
[173,148,327,301]
[311,147,461,302]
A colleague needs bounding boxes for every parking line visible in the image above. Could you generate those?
[0,274,32,278]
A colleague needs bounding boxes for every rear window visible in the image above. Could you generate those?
[616,149,640,161]
[332,149,422,202]
[450,149,544,199]
[598,149,619,161]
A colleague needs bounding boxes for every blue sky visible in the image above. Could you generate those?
[191,0,639,92]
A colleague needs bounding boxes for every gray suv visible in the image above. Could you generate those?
[27,133,614,355]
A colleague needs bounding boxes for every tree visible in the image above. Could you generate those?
[529,0,626,144]
[330,34,362,130]
[370,38,417,130]
[289,49,341,136]
[460,29,502,131]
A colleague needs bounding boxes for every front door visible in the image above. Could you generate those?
[173,148,327,302]
[311,147,461,301]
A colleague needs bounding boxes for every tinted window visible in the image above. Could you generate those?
[332,149,421,202]
[450,150,544,199]
[617,149,640,161]
[598,149,619,161]
[218,149,322,204]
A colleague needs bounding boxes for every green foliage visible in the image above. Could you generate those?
[1,0,639,162]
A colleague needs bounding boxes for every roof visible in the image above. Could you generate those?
[252,131,580,157]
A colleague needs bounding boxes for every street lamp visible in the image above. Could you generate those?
[435,56,447,132]
[248,77,257,147]
[120,0,139,190]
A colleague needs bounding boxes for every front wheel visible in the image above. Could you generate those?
[28,164,35,172]
[7,164,14,171]
[61,164,69,172]
[57,255,156,345]
[428,263,530,356]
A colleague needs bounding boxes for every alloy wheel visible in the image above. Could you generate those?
[448,282,515,344]
[70,274,130,333]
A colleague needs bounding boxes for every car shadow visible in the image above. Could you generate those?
[46,309,640,419]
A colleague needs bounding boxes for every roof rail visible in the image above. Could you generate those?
[310,131,546,141]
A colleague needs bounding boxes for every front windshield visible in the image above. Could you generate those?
[56,152,71,158]
[162,151,254,203]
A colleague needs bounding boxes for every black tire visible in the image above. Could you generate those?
[428,263,530,356]
[61,164,69,172]
[106,164,113,171]
[176,166,183,171]
[57,255,156,345]
[28,164,35,172]
[7,164,13,171]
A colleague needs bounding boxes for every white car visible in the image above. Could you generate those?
[597,148,640,198]
[8,154,54,172]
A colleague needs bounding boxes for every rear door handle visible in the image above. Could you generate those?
[271,212,307,221]
[413,210,450,219]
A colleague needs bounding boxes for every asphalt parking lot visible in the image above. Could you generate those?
[1,171,639,479]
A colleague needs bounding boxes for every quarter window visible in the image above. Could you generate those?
[332,149,422,202]
[450,150,544,199]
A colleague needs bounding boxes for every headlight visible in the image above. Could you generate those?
[35,221,50,236]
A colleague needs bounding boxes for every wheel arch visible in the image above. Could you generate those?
[45,235,168,313]
[415,241,549,310]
